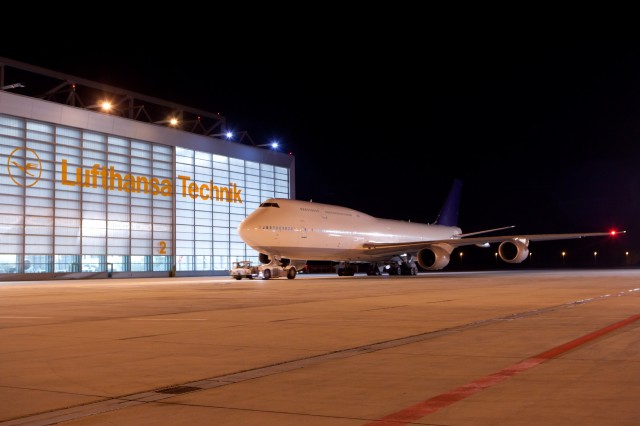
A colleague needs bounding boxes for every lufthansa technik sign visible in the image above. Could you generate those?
[7,151,243,204]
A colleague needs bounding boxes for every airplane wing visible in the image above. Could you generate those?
[362,231,623,256]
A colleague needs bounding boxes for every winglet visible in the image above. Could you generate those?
[435,179,462,227]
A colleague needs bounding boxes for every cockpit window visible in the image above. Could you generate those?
[259,202,280,208]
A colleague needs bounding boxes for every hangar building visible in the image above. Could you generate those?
[0,57,294,281]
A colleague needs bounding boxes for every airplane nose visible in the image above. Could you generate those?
[237,220,247,240]
[237,216,255,245]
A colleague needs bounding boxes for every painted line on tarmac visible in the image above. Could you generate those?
[129,318,207,321]
[0,316,52,319]
[365,310,640,425]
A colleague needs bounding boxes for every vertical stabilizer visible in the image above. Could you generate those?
[434,179,462,226]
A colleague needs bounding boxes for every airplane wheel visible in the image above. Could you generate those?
[263,269,271,280]
[234,276,242,280]
[287,268,297,279]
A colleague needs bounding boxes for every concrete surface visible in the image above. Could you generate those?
[0,269,639,425]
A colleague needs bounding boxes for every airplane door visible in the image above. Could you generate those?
[300,220,307,239]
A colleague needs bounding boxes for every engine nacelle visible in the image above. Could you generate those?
[417,246,451,270]
[498,239,530,263]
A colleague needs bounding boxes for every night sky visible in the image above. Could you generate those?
[2,39,638,265]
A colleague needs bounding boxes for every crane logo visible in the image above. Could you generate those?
[7,147,42,187]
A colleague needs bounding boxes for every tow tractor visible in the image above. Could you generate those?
[230,260,258,280]
[256,262,298,279]
[255,256,307,280]
[232,257,305,280]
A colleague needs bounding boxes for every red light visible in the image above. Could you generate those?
[610,230,617,236]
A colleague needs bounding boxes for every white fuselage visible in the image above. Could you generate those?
[237,198,462,262]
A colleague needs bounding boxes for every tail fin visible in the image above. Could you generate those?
[435,179,462,226]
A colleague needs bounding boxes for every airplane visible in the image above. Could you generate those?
[237,179,624,279]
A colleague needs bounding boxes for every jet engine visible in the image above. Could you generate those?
[416,246,451,270]
[497,238,530,263]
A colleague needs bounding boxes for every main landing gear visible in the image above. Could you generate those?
[336,261,418,276]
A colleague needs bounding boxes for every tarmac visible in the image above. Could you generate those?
[1,269,639,425]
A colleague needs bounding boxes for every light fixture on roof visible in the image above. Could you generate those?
[154,117,180,127]
[87,100,113,113]
[257,141,279,150]
[210,131,234,139]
